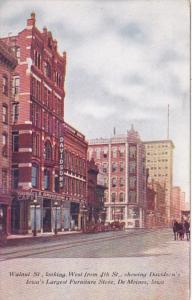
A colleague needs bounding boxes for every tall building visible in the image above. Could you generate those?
[171,186,182,220]
[0,41,17,235]
[1,13,67,234]
[88,126,146,229]
[144,140,174,225]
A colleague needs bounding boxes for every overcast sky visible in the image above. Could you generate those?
[0,0,190,201]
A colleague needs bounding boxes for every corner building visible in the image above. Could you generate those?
[88,126,146,229]
[0,41,17,235]
[2,13,67,234]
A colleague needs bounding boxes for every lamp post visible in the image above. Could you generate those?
[31,198,39,237]
[53,201,59,235]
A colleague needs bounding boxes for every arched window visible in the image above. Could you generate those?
[44,141,52,160]
[32,164,39,188]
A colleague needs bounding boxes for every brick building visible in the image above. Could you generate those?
[0,41,17,235]
[88,126,146,229]
[63,122,87,230]
[171,186,184,221]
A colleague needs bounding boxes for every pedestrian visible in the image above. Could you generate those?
[184,220,190,241]
[172,220,179,240]
[178,222,185,240]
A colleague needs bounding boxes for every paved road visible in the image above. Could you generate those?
[0,229,190,300]
[0,228,190,259]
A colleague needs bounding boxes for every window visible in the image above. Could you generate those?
[12,76,20,95]
[104,177,108,187]
[119,177,124,187]
[112,148,117,158]
[120,162,124,172]
[44,141,52,160]
[103,163,108,173]
[2,76,8,96]
[2,105,8,124]
[111,192,116,202]
[2,169,8,193]
[112,177,117,187]
[12,132,19,152]
[32,164,39,188]
[54,173,59,193]
[44,169,50,190]
[34,50,41,69]
[2,133,8,157]
[112,163,117,172]
[12,103,19,123]
[12,166,19,189]
[119,192,124,202]
[129,161,136,173]
[44,61,51,79]
[32,133,39,157]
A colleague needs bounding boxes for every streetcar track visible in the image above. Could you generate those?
[0,229,167,261]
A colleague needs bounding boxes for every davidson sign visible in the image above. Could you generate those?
[59,136,64,188]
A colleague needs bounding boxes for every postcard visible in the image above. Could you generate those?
[0,1,190,300]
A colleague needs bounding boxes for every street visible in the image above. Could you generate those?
[0,228,190,259]
[0,228,190,300]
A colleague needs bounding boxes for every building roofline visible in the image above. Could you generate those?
[144,139,175,148]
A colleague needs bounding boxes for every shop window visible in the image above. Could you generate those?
[2,104,8,124]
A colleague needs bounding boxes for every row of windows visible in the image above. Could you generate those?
[146,144,169,148]
[12,164,86,197]
[34,50,63,88]
[89,148,125,160]
[147,152,168,155]
[105,191,137,203]
[64,151,86,177]
[31,103,61,135]
[31,78,63,117]
[2,102,19,125]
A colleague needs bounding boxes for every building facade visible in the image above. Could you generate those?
[2,13,67,234]
[63,122,88,230]
[144,140,174,225]
[0,41,17,235]
[88,126,146,229]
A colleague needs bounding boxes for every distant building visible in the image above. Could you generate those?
[88,126,146,229]
[0,40,17,235]
[171,187,187,221]
[144,140,174,225]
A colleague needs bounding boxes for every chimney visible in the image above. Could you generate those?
[27,12,36,27]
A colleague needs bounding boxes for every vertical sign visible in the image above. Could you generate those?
[59,136,64,188]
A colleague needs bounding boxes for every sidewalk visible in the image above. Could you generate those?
[4,230,82,247]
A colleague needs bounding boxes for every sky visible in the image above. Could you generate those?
[0,0,190,201]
